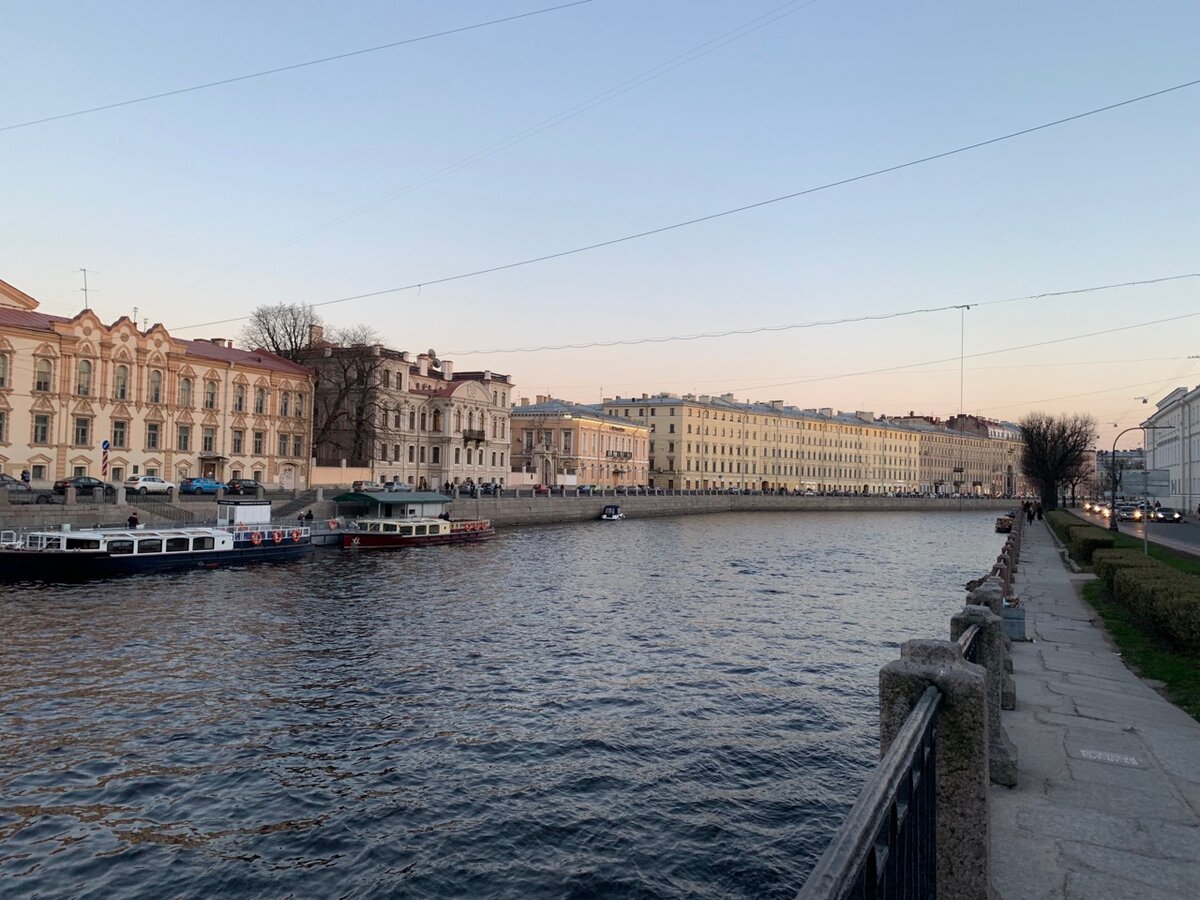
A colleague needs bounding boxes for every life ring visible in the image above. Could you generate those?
[291,529,301,542]
[328,519,338,529]
[272,530,283,544]
[251,531,263,545]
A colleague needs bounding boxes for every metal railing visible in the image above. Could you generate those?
[797,686,941,900]
[956,624,981,665]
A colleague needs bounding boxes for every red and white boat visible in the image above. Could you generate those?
[331,489,496,550]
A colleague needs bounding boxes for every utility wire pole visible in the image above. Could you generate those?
[78,268,97,309]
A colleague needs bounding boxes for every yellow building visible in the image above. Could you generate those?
[0,278,314,487]
[510,397,650,488]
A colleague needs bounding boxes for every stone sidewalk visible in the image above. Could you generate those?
[990,521,1200,899]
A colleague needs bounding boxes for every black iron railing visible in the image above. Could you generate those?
[797,686,941,900]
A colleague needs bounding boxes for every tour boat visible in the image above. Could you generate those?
[0,500,312,582]
[600,504,625,521]
[342,515,496,549]
[331,489,495,550]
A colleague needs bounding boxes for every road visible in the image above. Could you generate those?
[1072,506,1200,557]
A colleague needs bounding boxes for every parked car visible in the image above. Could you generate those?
[0,478,54,504]
[226,478,264,496]
[384,482,413,493]
[1151,507,1183,523]
[577,484,596,495]
[352,480,384,492]
[52,475,116,498]
[179,477,228,495]
[478,482,500,495]
[124,475,176,495]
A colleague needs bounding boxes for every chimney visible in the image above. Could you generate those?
[856,411,875,422]
[308,323,324,345]
[418,357,428,376]
[442,360,454,379]
[536,394,549,404]
[819,407,833,417]
[520,397,530,406]
[641,393,649,400]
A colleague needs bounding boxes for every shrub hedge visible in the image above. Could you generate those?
[1112,566,1200,649]
[1045,510,1076,545]
[1065,524,1117,564]
[1092,548,1162,586]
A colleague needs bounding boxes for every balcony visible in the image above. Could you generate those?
[605,450,632,460]
[462,429,485,443]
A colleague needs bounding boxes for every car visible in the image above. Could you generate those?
[384,481,413,493]
[1151,507,1183,523]
[226,478,264,496]
[52,475,116,498]
[0,478,54,504]
[179,477,228,495]
[577,484,596,495]
[124,475,176,495]
[478,482,500,496]
[532,484,549,495]
[1116,504,1138,521]
[352,480,384,492]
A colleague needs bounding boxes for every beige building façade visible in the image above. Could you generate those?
[0,278,315,487]
[510,397,650,488]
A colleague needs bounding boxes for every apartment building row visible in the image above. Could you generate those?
[1143,385,1200,511]
[511,393,1026,495]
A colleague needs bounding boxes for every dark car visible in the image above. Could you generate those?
[577,484,595,495]
[226,478,264,496]
[52,475,115,498]
[0,477,54,504]
[1151,507,1183,523]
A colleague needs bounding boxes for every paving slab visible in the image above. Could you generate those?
[990,520,1200,899]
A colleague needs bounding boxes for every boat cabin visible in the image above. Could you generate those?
[330,490,453,520]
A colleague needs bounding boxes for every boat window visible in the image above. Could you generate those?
[400,525,413,536]
[137,539,163,554]
[384,523,398,532]
[414,525,427,536]
[365,522,380,532]
[192,536,215,550]
[65,538,101,550]
[108,540,134,555]
[41,537,62,550]
[165,537,190,553]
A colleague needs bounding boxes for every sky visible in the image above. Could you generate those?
[3,0,1198,449]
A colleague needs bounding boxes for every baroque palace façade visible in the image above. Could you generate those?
[0,278,313,487]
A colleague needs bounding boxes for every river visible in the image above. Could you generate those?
[0,509,1003,898]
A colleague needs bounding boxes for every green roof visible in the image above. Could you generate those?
[330,491,452,505]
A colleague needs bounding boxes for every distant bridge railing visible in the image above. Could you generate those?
[796,518,1024,899]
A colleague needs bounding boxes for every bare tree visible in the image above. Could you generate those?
[1019,413,1097,511]
[241,303,322,362]
[299,327,387,465]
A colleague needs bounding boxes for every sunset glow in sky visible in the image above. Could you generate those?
[4,1,1198,448]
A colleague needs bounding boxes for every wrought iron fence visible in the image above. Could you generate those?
[797,686,941,900]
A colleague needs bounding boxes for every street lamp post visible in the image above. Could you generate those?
[1108,425,1166,532]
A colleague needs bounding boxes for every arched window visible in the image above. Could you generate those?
[432,409,442,432]
[148,370,163,403]
[234,384,246,412]
[455,410,462,432]
[280,391,290,417]
[255,388,266,415]
[34,359,53,392]
[420,411,427,431]
[204,380,217,409]
[0,353,8,388]
[76,359,93,395]
[114,365,129,400]
[296,394,305,418]
[178,377,192,407]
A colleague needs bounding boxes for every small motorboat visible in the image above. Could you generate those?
[600,504,624,521]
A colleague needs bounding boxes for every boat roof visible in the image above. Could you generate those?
[26,526,227,540]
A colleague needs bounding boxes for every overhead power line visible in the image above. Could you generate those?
[0,1,593,133]
[170,75,1200,333]
[162,0,821,300]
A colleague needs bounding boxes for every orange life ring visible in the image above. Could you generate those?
[291,529,301,542]
[251,531,263,545]
[327,519,338,529]
[272,530,283,544]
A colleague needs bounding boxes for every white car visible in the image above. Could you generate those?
[125,475,177,495]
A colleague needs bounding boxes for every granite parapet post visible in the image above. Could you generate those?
[952,606,1018,787]
[880,639,992,900]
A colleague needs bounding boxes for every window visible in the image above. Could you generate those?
[234,384,245,412]
[0,411,5,441]
[202,427,215,453]
[432,446,441,464]
[148,370,163,403]
[296,394,305,418]
[179,377,193,407]
[114,365,129,400]
[392,443,400,461]
[293,435,302,457]
[137,539,163,554]
[409,410,416,430]
[454,447,461,464]
[419,446,426,463]
[253,431,264,455]
[146,422,160,449]
[76,359,93,395]
[112,420,128,448]
[33,414,51,444]
[420,411,427,431]
[278,434,289,457]
[108,540,134,555]
[381,370,391,388]
[252,469,263,481]
[255,388,266,415]
[178,425,191,451]
[146,467,158,477]
[165,537,190,553]
[111,467,125,482]
[35,359,53,392]
[408,445,415,463]
[0,354,7,388]
[192,536,215,551]
[232,430,244,454]
[280,392,290,416]
[204,380,217,409]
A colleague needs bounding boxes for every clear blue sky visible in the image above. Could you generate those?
[3,1,1198,447]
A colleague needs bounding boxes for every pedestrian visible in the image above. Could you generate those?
[1035,502,1043,521]
[127,512,139,529]
[21,468,30,484]
[297,512,305,525]
[304,509,314,522]
[1025,502,1034,524]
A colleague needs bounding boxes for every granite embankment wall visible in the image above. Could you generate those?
[452,495,1014,528]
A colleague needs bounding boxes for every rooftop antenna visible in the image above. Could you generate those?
[77,268,97,309]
